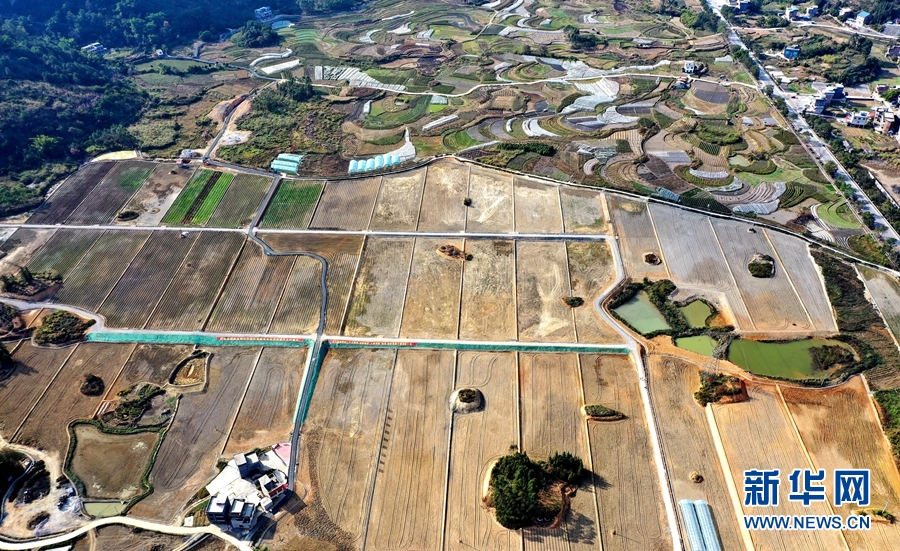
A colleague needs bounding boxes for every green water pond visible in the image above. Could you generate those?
[679,300,713,328]
[675,335,718,356]
[727,338,851,379]
[613,292,670,334]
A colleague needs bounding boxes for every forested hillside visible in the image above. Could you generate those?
[0,18,146,214]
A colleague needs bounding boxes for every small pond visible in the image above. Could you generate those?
[679,300,713,328]
[675,335,718,356]
[727,338,852,379]
[613,292,670,334]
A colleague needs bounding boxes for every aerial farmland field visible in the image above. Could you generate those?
[129,347,260,523]
[205,243,295,333]
[560,187,606,233]
[711,384,847,550]
[27,162,114,225]
[516,240,575,342]
[365,349,454,551]
[399,237,463,339]
[269,255,323,335]
[370,170,424,231]
[0,228,56,276]
[25,229,103,278]
[55,230,151,310]
[118,163,196,226]
[582,353,670,551]
[260,180,323,229]
[566,241,619,343]
[345,237,414,337]
[465,167,513,233]
[207,173,272,228]
[459,239,517,341]
[97,231,196,328]
[14,343,137,465]
[146,232,247,331]
[310,178,380,230]
[608,197,668,279]
[418,161,468,232]
[0,342,74,436]
[514,178,563,234]
[65,161,154,225]
[647,357,744,551]
[224,347,306,454]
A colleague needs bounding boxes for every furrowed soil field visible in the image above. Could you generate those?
[0,228,56,276]
[608,197,668,279]
[765,230,838,332]
[56,231,151,311]
[584,353,670,551]
[649,204,754,330]
[69,424,158,500]
[710,218,815,333]
[118,163,196,226]
[106,344,196,395]
[25,229,103,278]
[514,179,563,234]
[567,241,620,343]
[260,180,323,229]
[0,342,74,437]
[269,256,323,335]
[418,162,468,232]
[520,352,601,551]
[445,351,521,551]
[297,348,396,548]
[459,239,517,341]
[399,238,463,339]
[310,178,380,230]
[88,525,184,551]
[206,243,295,333]
[781,377,900,549]
[366,349,454,551]
[345,237,414,337]
[711,384,847,550]
[207,173,272,228]
[860,266,900,341]
[370,171,425,231]
[516,241,576,342]
[560,187,606,233]
[27,162,114,224]
[146,232,246,331]
[65,161,155,225]
[14,343,137,465]
[256,234,364,334]
[647,357,743,551]
[97,231,196,328]
[224,347,306,454]
[129,347,260,522]
[465,167,513,233]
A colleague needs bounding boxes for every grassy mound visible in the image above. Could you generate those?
[33,310,94,346]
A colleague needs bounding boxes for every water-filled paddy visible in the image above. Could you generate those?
[613,291,670,334]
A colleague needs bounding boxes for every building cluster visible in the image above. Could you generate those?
[254,6,273,20]
[810,84,844,114]
[205,450,289,533]
[80,43,107,55]
[784,4,818,21]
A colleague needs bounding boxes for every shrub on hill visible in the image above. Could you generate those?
[33,311,94,346]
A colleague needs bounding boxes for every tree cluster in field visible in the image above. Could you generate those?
[33,310,95,346]
[681,5,722,33]
[489,450,585,529]
[694,371,743,406]
[108,384,165,426]
[0,267,61,296]
[80,374,105,397]
[747,253,775,278]
[584,404,622,419]
[497,142,556,156]
[810,345,855,372]
[562,25,605,49]
[232,21,278,48]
